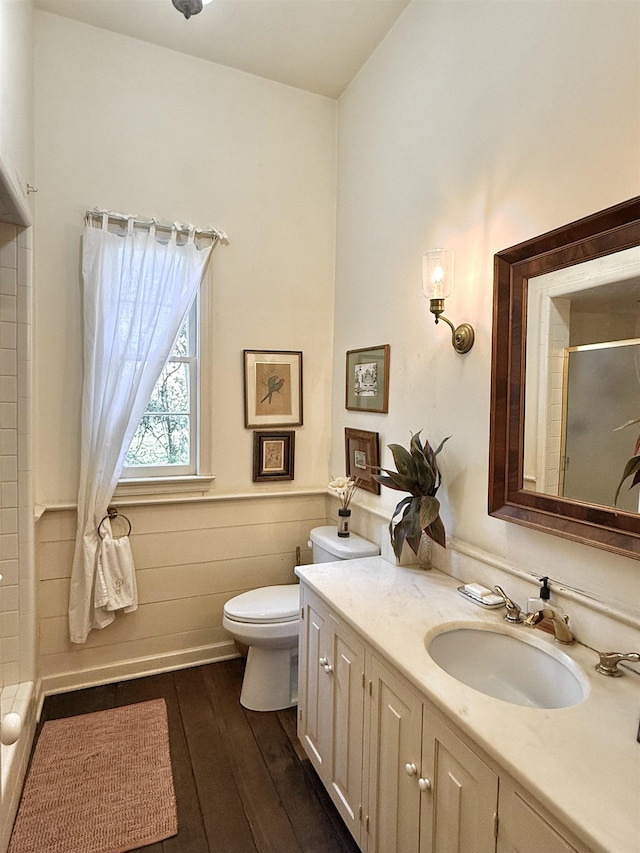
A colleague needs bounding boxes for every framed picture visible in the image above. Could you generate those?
[253,431,295,482]
[243,350,303,428]
[345,344,390,413]
[345,428,380,495]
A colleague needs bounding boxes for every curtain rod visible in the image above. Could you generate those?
[85,208,229,244]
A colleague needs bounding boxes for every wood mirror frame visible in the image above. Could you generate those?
[489,196,640,560]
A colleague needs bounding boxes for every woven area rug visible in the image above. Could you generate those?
[8,698,178,853]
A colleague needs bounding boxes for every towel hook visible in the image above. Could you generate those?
[98,508,132,539]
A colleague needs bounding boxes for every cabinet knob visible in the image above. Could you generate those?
[418,777,432,792]
[323,664,333,674]
[319,656,328,666]
[405,763,418,777]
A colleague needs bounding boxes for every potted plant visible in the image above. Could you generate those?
[374,430,450,560]
[328,475,360,537]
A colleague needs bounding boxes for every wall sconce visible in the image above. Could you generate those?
[422,249,475,354]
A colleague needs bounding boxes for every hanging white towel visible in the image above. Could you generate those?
[94,534,138,613]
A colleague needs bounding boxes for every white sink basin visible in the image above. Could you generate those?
[427,626,587,709]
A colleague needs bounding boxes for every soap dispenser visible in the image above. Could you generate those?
[527,576,551,615]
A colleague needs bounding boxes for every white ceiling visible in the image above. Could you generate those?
[34,0,410,99]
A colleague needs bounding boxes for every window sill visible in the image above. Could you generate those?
[114,474,215,500]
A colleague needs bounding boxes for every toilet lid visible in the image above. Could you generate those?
[223,584,300,624]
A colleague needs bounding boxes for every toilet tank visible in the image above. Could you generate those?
[308,525,379,562]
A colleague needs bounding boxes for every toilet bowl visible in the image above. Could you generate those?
[223,584,300,712]
[223,526,379,712]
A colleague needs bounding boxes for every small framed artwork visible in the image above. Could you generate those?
[345,344,390,413]
[243,350,303,428]
[345,427,380,494]
[253,431,295,482]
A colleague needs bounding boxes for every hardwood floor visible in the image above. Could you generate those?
[34,659,361,853]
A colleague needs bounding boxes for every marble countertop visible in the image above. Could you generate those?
[295,557,640,853]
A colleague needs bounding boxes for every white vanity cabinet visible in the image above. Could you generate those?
[497,778,581,853]
[298,583,590,853]
[366,653,498,853]
[298,585,366,843]
[298,586,498,852]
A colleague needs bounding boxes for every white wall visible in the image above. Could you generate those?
[34,10,336,507]
[333,1,640,628]
[33,11,337,688]
[0,0,33,195]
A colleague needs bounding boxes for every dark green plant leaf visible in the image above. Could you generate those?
[392,499,422,557]
[426,514,446,549]
[390,495,414,523]
[409,432,436,494]
[388,443,418,480]
[433,435,451,457]
[614,455,640,505]
[389,517,406,559]
[401,499,422,555]
[374,469,420,495]
[419,495,440,530]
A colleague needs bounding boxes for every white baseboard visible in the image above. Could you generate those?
[38,639,240,710]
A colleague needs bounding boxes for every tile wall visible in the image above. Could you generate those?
[0,222,35,691]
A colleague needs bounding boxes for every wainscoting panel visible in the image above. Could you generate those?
[36,494,327,694]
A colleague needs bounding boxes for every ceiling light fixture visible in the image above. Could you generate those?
[172,0,214,20]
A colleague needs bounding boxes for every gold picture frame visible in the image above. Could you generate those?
[253,431,295,482]
[243,350,303,428]
[345,345,390,413]
[345,427,380,494]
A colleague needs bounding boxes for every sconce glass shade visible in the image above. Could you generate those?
[421,247,474,354]
[422,249,454,300]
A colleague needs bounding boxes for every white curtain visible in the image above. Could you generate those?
[69,219,213,643]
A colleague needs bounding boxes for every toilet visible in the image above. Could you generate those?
[223,525,379,711]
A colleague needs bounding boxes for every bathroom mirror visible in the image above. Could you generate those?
[489,196,640,560]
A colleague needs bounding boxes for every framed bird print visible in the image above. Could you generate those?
[243,350,303,428]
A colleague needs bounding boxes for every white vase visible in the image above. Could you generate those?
[418,531,433,569]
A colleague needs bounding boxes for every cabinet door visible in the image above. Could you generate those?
[420,710,498,853]
[298,589,365,844]
[327,612,365,841]
[366,655,423,853]
[497,782,580,853]
[298,589,333,779]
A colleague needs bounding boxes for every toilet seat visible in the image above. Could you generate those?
[223,584,299,624]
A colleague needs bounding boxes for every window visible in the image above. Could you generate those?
[115,262,213,496]
[121,299,198,478]
[118,267,212,493]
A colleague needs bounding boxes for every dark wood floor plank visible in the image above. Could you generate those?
[203,662,303,853]
[245,704,353,853]
[175,665,259,853]
[224,654,247,699]
[39,682,117,724]
[114,672,209,853]
[277,706,308,762]
[32,661,358,853]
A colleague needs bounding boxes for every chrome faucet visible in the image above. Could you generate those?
[524,608,574,644]
[493,586,523,623]
[595,651,640,677]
